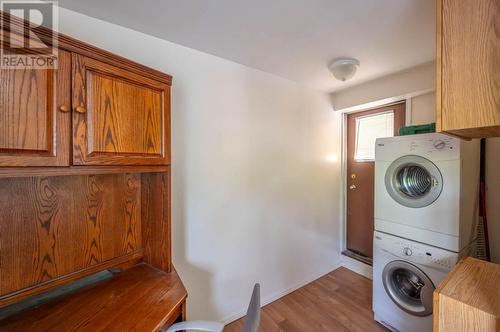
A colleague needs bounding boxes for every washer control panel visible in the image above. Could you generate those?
[374,231,458,271]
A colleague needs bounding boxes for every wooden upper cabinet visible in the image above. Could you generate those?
[436,0,500,138]
[72,54,171,165]
[0,50,71,166]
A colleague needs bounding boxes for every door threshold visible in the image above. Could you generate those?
[341,251,373,280]
[342,250,372,266]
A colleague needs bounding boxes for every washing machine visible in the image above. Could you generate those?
[372,231,472,332]
[374,133,480,252]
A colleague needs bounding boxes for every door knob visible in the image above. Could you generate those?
[75,106,87,113]
[349,185,357,190]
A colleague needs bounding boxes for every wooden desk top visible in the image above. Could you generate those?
[0,264,187,331]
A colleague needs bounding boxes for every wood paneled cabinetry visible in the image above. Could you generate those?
[436,0,500,138]
[0,44,170,167]
[0,12,184,331]
[0,50,71,166]
[72,54,170,165]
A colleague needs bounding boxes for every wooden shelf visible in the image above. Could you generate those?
[0,165,170,178]
[0,264,187,331]
[0,251,145,309]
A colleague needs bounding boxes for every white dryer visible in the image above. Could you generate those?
[374,133,480,252]
[372,231,470,332]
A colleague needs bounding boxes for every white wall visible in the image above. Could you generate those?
[331,62,435,112]
[410,92,435,125]
[54,8,342,322]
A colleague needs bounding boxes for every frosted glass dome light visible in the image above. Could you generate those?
[328,58,360,82]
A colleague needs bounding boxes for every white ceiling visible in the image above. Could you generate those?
[57,0,435,92]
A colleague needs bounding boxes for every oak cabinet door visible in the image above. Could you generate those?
[437,0,500,138]
[72,54,170,165]
[0,50,71,166]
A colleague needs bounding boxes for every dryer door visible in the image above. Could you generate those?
[382,260,434,316]
[384,155,443,208]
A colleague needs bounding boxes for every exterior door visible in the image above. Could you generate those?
[0,50,71,166]
[72,54,170,165]
[346,103,405,258]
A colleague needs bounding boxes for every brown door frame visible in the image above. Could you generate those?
[340,99,410,264]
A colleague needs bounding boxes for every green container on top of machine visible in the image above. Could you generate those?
[399,123,436,136]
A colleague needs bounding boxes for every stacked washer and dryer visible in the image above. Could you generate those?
[372,133,480,332]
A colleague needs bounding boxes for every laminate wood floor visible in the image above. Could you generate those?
[224,267,387,332]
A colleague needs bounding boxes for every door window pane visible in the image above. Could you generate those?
[355,111,394,161]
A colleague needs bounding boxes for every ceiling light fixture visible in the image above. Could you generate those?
[328,58,360,82]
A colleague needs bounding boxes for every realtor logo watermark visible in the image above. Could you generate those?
[1,1,58,69]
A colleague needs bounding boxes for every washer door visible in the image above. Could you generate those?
[384,155,443,208]
[382,261,435,317]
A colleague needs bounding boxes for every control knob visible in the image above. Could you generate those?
[433,140,446,150]
[403,247,413,256]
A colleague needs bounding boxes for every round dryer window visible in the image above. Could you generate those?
[385,155,443,208]
[382,261,435,317]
